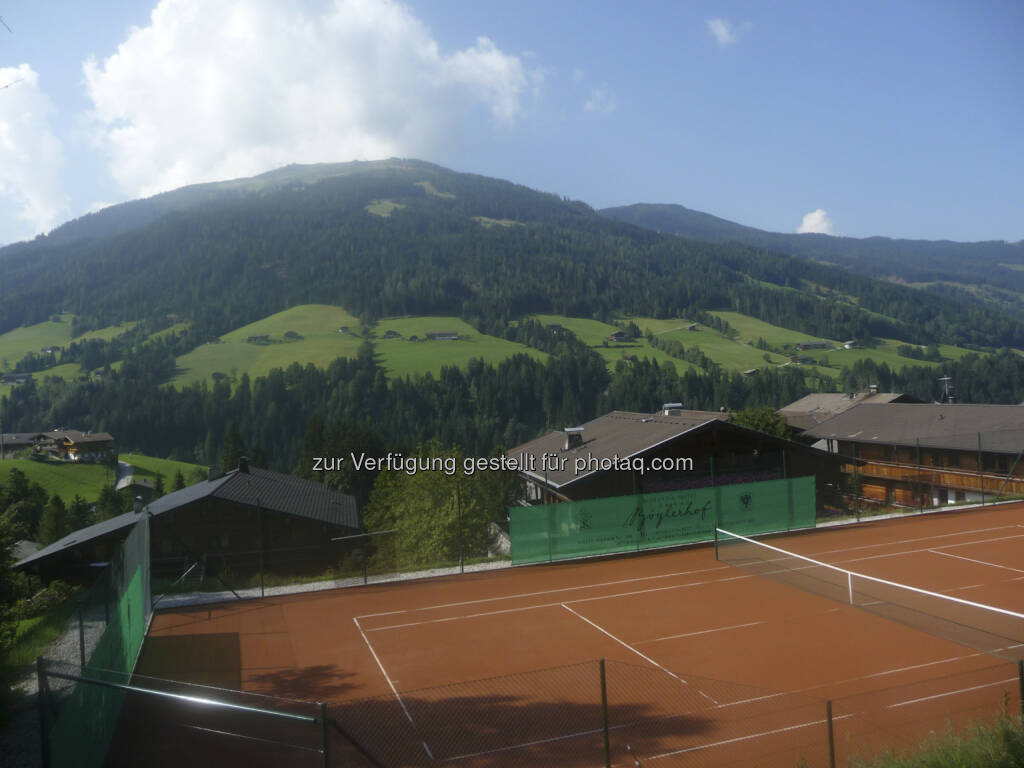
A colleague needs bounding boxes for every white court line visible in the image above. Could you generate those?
[352,616,415,725]
[444,726,606,762]
[888,677,1018,708]
[560,603,719,705]
[941,583,984,592]
[807,525,1021,559]
[355,564,732,621]
[638,714,855,763]
[929,548,1024,575]
[641,620,765,644]
[366,573,754,632]
[445,650,1001,764]
[833,533,1024,568]
[934,533,1024,550]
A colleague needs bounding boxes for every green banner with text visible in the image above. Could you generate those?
[510,476,815,565]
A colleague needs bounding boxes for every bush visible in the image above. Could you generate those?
[11,580,77,621]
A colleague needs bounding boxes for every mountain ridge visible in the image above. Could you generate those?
[599,202,1024,303]
[1,160,1020,352]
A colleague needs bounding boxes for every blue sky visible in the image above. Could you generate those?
[1,0,1021,246]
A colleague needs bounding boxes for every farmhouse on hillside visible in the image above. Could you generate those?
[33,429,115,462]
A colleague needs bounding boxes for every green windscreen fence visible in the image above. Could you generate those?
[42,512,152,768]
[509,476,815,565]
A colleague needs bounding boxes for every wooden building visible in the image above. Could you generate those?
[16,460,360,583]
[802,403,1024,508]
[506,404,844,509]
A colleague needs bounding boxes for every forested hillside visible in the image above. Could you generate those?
[2,160,1021,349]
[600,203,1024,315]
[3,160,1024,474]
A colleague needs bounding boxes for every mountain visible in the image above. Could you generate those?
[1,160,1022,352]
[599,203,1024,314]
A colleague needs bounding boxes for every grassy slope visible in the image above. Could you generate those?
[119,453,208,484]
[0,453,207,504]
[709,310,978,378]
[173,307,547,384]
[633,316,788,371]
[375,316,547,377]
[531,314,693,373]
[0,315,136,396]
[0,315,136,365]
[0,458,114,502]
[172,305,365,386]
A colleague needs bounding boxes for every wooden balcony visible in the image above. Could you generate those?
[842,460,1024,497]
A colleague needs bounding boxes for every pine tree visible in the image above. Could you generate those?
[68,494,89,530]
[37,495,70,546]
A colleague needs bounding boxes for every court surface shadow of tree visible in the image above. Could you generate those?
[329,692,714,768]
[249,664,359,701]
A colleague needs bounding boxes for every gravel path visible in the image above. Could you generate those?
[2,598,108,768]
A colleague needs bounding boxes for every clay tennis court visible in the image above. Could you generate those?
[134,501,1024,767]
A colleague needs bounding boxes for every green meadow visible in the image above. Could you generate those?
[0,457,114,502]
[0,314,135,368]
[374,317,547,378]
[633,316,787,371]
[172,305,365,386]
[415,180,455,198]
[365,199,405,217]
[530,314,694,373]
[119,453,208,484]
[0,452,207,506]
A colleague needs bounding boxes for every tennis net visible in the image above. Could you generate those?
[715,528,1024,662]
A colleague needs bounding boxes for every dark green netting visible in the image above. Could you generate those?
[510,477,815,565]
[45,513,151,768]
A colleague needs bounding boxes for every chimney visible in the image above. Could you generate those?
[133,496,144,514]
[208,466,223,482]
[238,456,249,473]
[563,427,584,451]
[662,402,683,416]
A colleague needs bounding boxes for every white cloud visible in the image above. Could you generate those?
[706,18,737,45]
[0,65,69,237]
[572,68,584,84]
[797,209,836,235]
[584,87,616,114]
[706,18,751,46]
[83,0,532,199]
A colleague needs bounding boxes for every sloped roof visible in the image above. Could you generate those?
[16,466,359,569]
[506,410,730,489]
[34,429,115,444]
[779,392,916,431]
[802,403,1024,453]
[16,512,140,569]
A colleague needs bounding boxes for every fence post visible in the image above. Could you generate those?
[978,432,985,505]
[916,439,923,513]
[852,443,860,521]
[78,605,86,670]
[1018,659,1023,727]
[258,506,265,599]
[321,702,330,768]
[826,700,836,768]
[37,657,51,768]
[600,659,611,768]
[714,527,719,561]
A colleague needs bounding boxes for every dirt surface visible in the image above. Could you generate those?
[132,501,1024,767]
